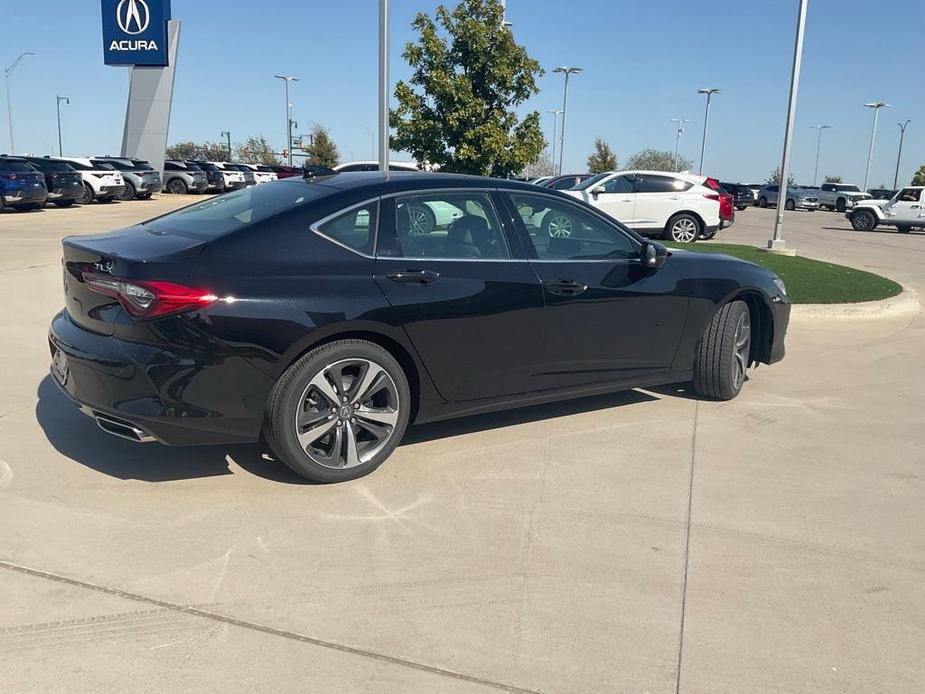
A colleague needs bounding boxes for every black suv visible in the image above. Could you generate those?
[719,182,756,211]
[0,156,47,211]
[20,156,83,207]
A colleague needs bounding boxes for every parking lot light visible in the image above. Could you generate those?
[56,95,70,157]
[4,51,35,155]
[696,88,720,175]
[553,66,582,176]
[545,109,562,170]
[893,119,910,190]
[220,131,231,159]
[862,102,891,192]
[671,118,689,172]
[274,75,299,166]
[810,124,831,186]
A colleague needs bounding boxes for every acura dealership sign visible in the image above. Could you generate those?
[102,0,171,66]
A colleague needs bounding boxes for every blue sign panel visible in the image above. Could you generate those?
[102,0,171,66]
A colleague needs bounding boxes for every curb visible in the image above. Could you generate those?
[790,287,920,321]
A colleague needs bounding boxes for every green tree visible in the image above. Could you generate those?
[824,175,842,183]
[625,148,690,172]
[587,138,618,173]
[391,0,545,177]
[165,140,230,161]
[304,125,340,168]
[912,165,925,186]
[236,135,280,165]
[768,167,796,186]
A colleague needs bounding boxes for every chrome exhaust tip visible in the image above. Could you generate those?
[93,413,156,443]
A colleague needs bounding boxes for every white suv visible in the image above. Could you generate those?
[55,157,125,204]
[848,186,925,233]
[241,163,278,184]
[562,170,722,242]
[207,161,247,190]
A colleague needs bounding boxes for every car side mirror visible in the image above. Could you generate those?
[591,186,604,197]
[641,241,668,270]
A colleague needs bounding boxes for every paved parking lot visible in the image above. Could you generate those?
[1,197,923,693]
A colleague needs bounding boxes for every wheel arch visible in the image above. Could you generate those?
[724,290,775,365]
[665,209,706,234]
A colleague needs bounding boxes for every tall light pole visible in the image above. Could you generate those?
[696,88,720,175]
[362,125,374,160]
[810,123,831,186]
[56,94,69,156]
[4,51,35,154]
[893,119,910,189]
[378,0,390,172]
[274,75,299,165]
[553,66,582,175]
[767,0,808,255]
[671,118,689,171]
[545,109,562,172]
[220,131,231,158]
[862,101,891,192]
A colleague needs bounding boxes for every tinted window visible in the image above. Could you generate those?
[132,160,154,170]
[384,192,509,260]
[548,176,580,190]
[164,162,182,171]
[767,185,779,192]
[337,163,376,172]
[636,175,691,193]
[315,202,379,254]
[185,163,203,171]
[28,159,74,172]
[599,175,635,194]
[194,162,218,171]
[835,184,861,192]
[510,193,637,261]
[572,172,611,190]
[143,183,330,238]
[64,160,94,171]
[0,160,37,173]
[89,161,116,171]
[96,159,132,171]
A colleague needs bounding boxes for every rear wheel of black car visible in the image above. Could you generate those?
[54,200,75,208]
[693,300,751,401]
[77,183,94,205]
[265,340,411,483]
[758,197,768,208]
[119,182,136,201]
[850,210,877,231]
[835,198,847,213]
[666,213,700,243]
[785,199,796,211]
[167,178,188,195]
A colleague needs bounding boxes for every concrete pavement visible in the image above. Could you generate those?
[0,199,922,693]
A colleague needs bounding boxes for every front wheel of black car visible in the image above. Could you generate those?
[693,300,751,401]
[265,340,411,483]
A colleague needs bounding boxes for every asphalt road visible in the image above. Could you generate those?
[1,196,922,693]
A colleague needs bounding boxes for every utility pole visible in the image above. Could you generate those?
[56,94,70,157]
[553,66,582,176]
[220,131,231,159]
[274,75,299,165]
[893,119,910,189]
[4,51,35,154]
[671,118,689,171]
[378,0,389,172]
[545,109,562,173]
[697,88,720,175]
[810,123,831,186]
[766,0,808,255]
[862,102,891,192]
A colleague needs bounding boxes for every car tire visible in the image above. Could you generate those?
[264,339,411,483]
[665,213,700,243]
[693,300,751,401]
[119,182,137,201]
[542,210,577,238]
[405,203,436,234]
[785,199,796,211]
[758,197,768,208]
[167,178,188,195]
[76,183,95,205]
[850,210,878,231]
[54,200,75,208]
[835,198,846,213]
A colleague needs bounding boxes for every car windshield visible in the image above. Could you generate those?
[834,184,861,192]
[142,183,332,238]
[572,172,612,190]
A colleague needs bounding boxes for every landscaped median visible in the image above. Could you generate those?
[664,242,902,304]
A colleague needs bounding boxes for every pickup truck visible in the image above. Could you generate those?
[847,186,925,233]
[817,182,871,212]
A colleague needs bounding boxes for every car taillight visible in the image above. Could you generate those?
[82,273,217,319]
[704,177,721,191]
[703,193,720,201]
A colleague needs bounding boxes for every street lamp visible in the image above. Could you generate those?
[862,101,891,192]
[378,0,390,172]
[545,109,562,172]
[553,66,582,175]
[671,118,689,171]
[893,119,910,189]
[4,51,35,154]
[810,124,831,186]
[56,94,69,156]
[220,130,231,158]
[696,88,720,175]
[274,74,299,165]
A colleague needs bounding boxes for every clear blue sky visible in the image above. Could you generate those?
[4,0,922,185]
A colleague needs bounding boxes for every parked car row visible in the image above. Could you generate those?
[0,154,136,210]
[162,161,286,194]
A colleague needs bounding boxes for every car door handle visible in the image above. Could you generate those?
[386,269,440,285]
[543,279,588,297]
[911,205,920,209]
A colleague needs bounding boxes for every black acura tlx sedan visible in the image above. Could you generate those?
[49,172,789,482]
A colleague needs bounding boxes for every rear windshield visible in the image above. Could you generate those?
[96,159,133,171]
[142,182,332,238]
[834,184,861,192]
[185,163,203,171]
[192,162,216,171]
[132,160,154,170]
[26,159,74,172]
[0,160,39,172]
[90,161,116,171]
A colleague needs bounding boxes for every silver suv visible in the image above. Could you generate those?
[94,157,162,201]
[756,184,819,211]
[163,160,209,194]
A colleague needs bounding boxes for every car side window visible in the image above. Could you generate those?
[600,175,634,194]
[384,192,510,260]
[898,188,921,202]
[314,201,379,255]
[509,193,638,261]
[822,184,833,192]
[636,175,691,193]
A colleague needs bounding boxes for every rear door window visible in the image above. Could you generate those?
[314,201,379,255]
[636,175,691,193]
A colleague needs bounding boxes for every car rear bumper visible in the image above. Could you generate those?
[3,188,48,204]
[96,185,125,198]
[48,183,84,200]
[48,310,267,446]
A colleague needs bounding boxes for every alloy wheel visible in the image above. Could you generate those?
[294,358,400,469]
[671,217,698,242]
[732,311,751,390]
[853,212,875,231]
[547,214,574,238]
[407,205,433,234]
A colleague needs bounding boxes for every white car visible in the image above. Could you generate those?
[817,182,871,212]
[561,170,722,242]
[207,161,247,190]
[54,157,125,205]
[241,164,278,184]
[848,186,925,233]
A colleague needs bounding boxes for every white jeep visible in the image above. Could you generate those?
[847,186,925,233]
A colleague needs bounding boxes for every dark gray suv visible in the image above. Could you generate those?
[163,160,209,194]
